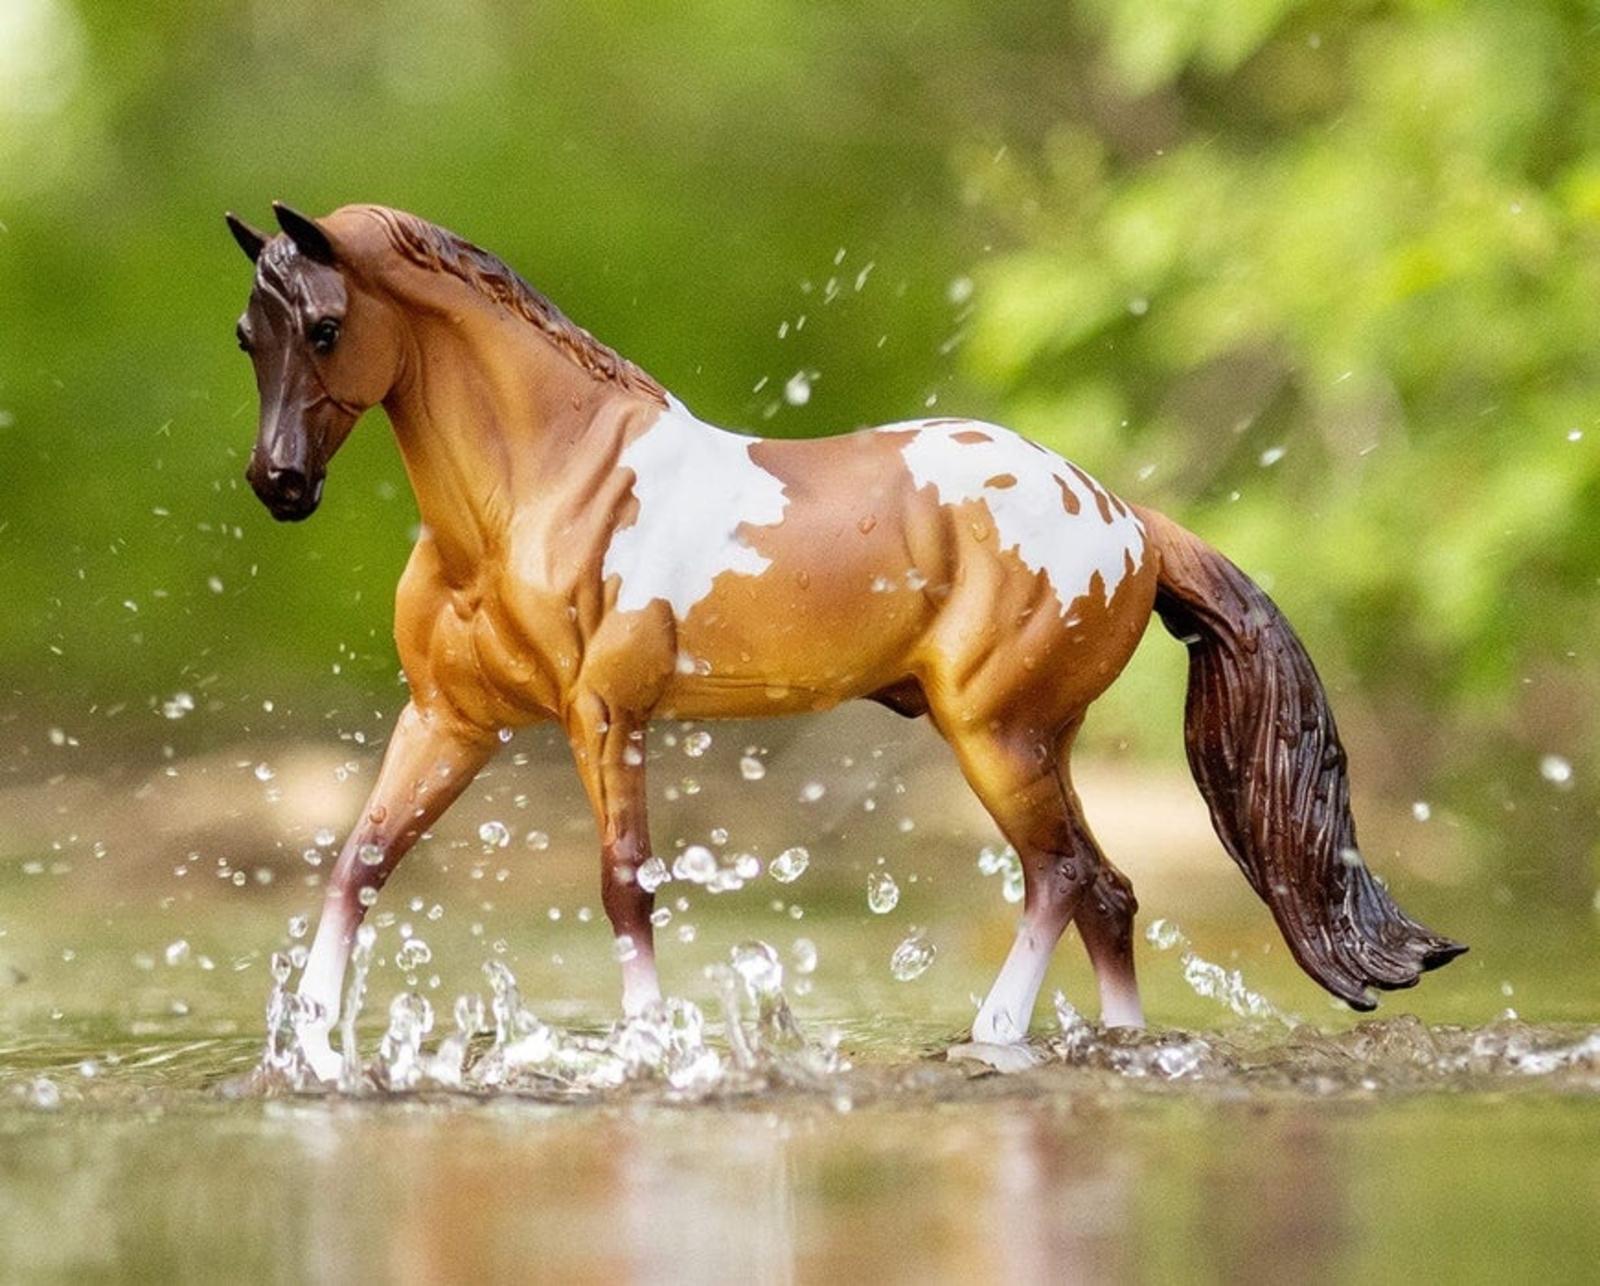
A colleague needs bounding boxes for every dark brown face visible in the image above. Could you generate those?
[227,205,399,521]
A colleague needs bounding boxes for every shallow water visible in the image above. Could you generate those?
[5,939,1600,1283]
[4,724,1599,1279]
[4,1013,1600,1282]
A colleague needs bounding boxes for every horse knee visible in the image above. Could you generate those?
[1089,864,1138,924]
[1028,849,1094,918]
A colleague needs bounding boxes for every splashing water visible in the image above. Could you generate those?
[889,930,936,981]
[769,846,810,883]
[977,844,1024,904]
[866,871,899,914]
[1144,918,1293,1025]
[256,938,845,1100]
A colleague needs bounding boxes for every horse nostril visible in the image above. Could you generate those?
[267,466,306,503]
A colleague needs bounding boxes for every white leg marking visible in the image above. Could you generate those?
[972,921,1058,1044]
[296,898,354,1082]
[621,949,663,1016]
[1099,978,1145,1029]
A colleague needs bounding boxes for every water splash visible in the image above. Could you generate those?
[977,844,1024,904]
[257,939,845,1100]
[1144,918,1293,1026]
[889,930,936,981]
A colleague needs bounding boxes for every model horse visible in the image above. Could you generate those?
[226,203,1463,1079]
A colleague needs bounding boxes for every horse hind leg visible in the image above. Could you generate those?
[945,723,1145,1040]
[1072,825,1144,1028]
[941,724,1097,1044]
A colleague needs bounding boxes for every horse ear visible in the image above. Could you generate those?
[272,201,335,265]
[225,211,268,263]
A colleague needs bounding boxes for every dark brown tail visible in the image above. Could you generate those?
[1137,507,1466,1009]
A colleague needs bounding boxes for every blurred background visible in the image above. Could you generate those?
[0,0,1597,1037]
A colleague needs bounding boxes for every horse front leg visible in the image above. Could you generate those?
[566,693,661,1016]
[296,701,495,1079]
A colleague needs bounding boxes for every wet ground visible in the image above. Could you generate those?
[3,715,1598,1280]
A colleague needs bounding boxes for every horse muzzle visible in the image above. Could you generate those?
[249,463,325,522]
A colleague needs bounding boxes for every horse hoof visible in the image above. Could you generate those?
[948,1041,1042,1074]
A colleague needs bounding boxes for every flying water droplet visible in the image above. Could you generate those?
[478,820,511,849]
[1145,918,1185,951]
[867,871,900,914]
[889,930,935,981]
[672,845,718,884]
[1540,754,1574,788]
[637,856,670,892]
[739,754,766,781]
[769,846,810,883]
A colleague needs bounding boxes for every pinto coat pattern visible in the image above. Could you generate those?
[226,203,1464,1078]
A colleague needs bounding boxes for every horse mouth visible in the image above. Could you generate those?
[262,476,325,522]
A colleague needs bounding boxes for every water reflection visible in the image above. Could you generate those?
[4,1090,1598,1281]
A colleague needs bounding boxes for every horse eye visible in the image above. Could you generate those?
[308,317,341,354]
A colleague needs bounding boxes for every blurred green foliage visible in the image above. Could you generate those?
[0,1,1594,899]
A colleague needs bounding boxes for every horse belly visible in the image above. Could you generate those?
[660,508,938,718]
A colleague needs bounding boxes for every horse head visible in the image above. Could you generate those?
[226,203,405,520]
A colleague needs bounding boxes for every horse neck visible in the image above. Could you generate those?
[382,313,636,582]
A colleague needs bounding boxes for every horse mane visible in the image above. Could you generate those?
[360,206,667,406]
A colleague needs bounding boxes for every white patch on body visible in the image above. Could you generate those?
[893,419,1144,612]
[603,398,789,616]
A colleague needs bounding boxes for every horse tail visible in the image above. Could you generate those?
[1134,505,1466,1009]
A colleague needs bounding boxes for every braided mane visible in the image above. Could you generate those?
[361,206,667,405]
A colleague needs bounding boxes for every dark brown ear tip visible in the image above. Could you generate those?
[272,201,336,264]
[225,210,268,262]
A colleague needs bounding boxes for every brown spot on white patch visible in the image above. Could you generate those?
[952,429,993,445]
[1054,474,1081,515]
[984,473,1018,490]
[1068,464,1115,524]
